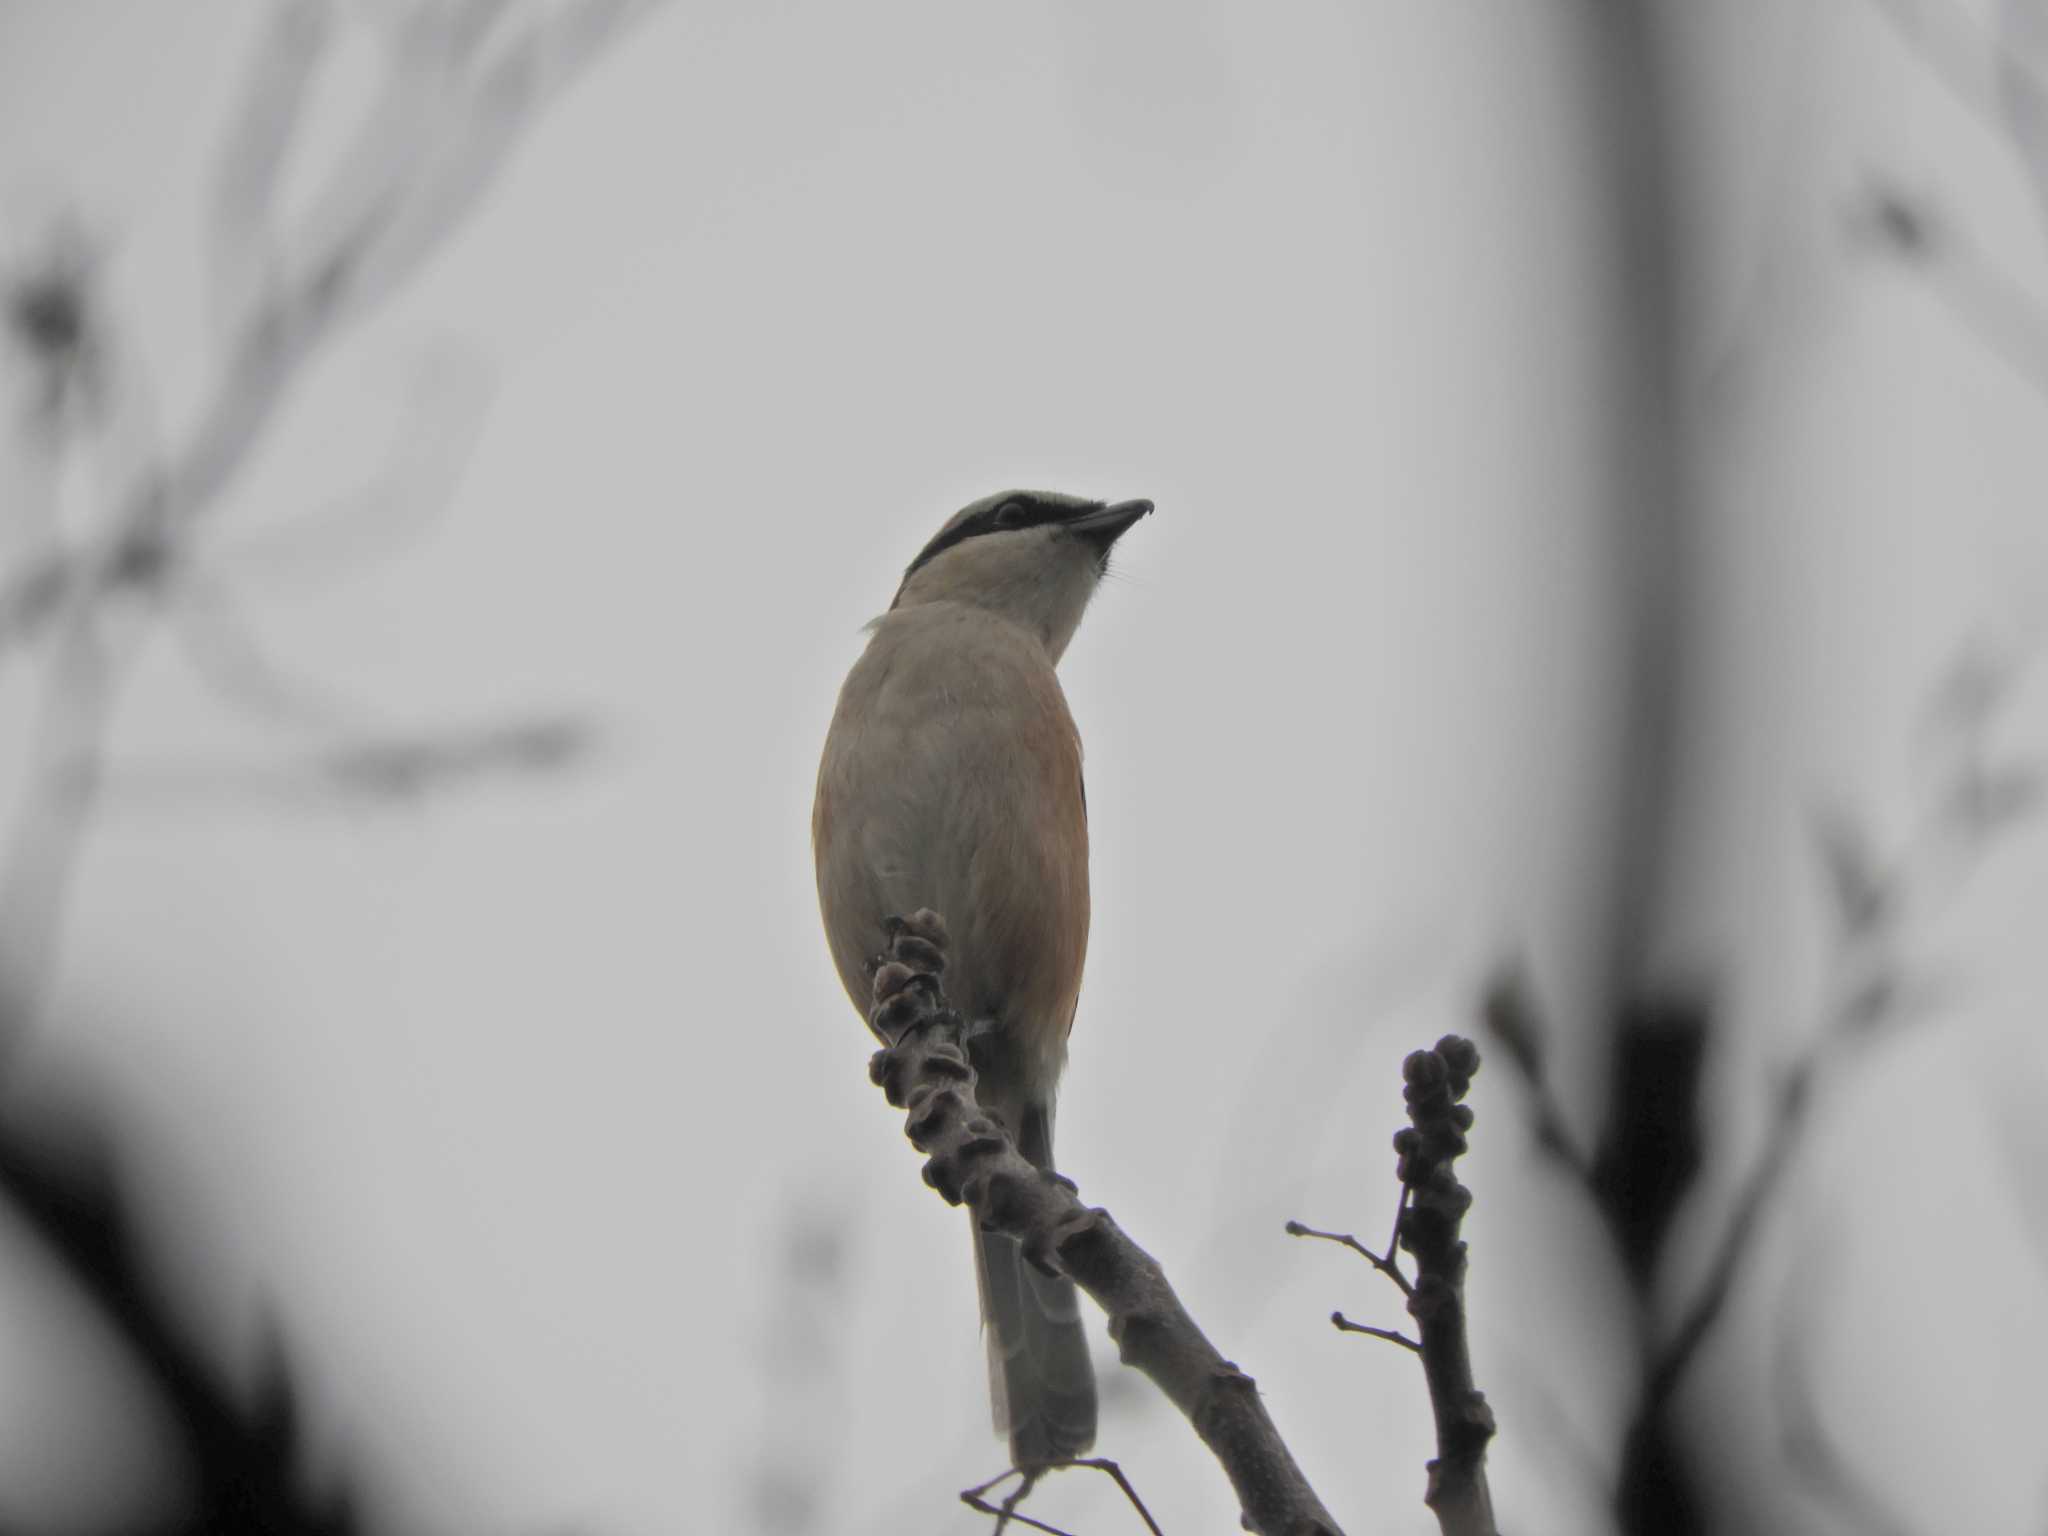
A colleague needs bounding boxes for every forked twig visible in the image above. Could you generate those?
[1285,1211,1413,1297]
[962,1467,1057,1536]
[961,1458,1166,1536]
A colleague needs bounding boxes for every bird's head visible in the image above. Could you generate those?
[890,489,1153,660]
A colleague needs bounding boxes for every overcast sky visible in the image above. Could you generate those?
[2,4,2046,1535]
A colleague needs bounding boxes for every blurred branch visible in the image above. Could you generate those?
[1695,0,1821,417]
[1771,1226,1919,1536]
[0,1101,357,1535]
[1576,0,1690,1010]
[1638,1055,1809,1414]
[210,0,331,323]
[1569,11,1702,1512]
[1985,1051,2048,1290]
[1860,0,2048,222]
[1,0,651,654]
[170,577,381,733]
[1850,185,2048,402]
[1477,967,1595,1187]
[200,344,491,600]
[89,711,597,814]
[866,908,1345,1536]
[165,345,492,735]
[0,606,125,1036]
[1858,0,2010,131]
[1854,0,2048,400]
[1489,636,2043,1532]
[3,215,110,439]
[0,0,644,1054]
[1481,972,1706,1293]
[314,713,597,801]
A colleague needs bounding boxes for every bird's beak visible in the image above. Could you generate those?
[1063,498,1154,547]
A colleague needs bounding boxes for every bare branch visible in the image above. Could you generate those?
[868,909,1344,1536]
[1393,1038,1498,1536]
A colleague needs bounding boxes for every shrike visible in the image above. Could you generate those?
[813,488,1152,1468]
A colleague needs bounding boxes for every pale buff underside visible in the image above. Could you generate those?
[813,600,1089,1107]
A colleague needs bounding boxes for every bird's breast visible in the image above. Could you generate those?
[814,608,1090,1095]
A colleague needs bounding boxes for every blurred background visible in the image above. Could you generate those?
[1,2,2045,1533]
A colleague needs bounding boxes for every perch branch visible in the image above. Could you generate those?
[866,909,1345,1536]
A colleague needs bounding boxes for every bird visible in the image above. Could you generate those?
[813,487,1152,1468]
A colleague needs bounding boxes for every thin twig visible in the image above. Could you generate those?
[965,1495,1070,1536]
[961,1466,1022,1507]
[960,1468,1065,1536]
[1331,1313,1421,1353]
[1284,1219,1412,1297]
[1070,1458,1167,1536]
[963,1460,1168,1536]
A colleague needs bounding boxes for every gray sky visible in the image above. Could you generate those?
[2,4,2046,1535]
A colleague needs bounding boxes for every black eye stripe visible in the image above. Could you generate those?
[899,515,992,582]
[900,497,1059,583]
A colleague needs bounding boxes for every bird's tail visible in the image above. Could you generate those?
[973,1221,1097,1468]
[972,1097,1095,1467]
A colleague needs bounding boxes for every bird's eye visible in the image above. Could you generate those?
[993,500,1029,528]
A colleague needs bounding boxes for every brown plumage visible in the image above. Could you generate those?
[813,488,1150,1467]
